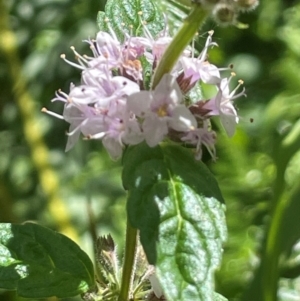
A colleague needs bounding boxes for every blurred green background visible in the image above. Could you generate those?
[1,0,300,300]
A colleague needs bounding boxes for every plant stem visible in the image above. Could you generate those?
[118,6,207,300]
[118,218,138,301]
[261,120,300,301]
[152,4,207,88]
[262,199,285,301]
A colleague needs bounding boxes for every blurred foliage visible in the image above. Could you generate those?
[1,0,300,300]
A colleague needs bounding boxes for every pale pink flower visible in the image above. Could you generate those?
[127,74,197,147]
[179,31,221,86]
[44,27,246,161]
[202,75,245,137]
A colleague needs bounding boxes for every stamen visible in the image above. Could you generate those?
[129,24,134,33]
[225,72,236,87]
[232,86,246,99]
[82,69,100,87]
[89,45,97,57]
[84,132,106,140]
[60,54,85,70]
[66,120,87,136]
[105,19,119,42]
[138,13,153,40]
[84,38,99,57]
[157,105,168,117]
[51,89,70,103]
[198,30,218,61]
[161,14,169,37]
[41,107,64,119]
[70,46,89,65]
[191,37,196,58]
[203,140,217,161]
[229,78,246,99]
[83,54,93,60]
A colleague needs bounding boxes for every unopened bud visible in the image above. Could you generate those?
[212,3,237,26]
[97,234,115,252]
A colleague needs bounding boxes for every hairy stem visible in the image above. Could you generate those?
[118,218,138,301]
[152,4,207,88]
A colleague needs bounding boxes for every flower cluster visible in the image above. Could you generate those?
[43,25,245,160]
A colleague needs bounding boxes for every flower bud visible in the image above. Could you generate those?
[212,2,237,26]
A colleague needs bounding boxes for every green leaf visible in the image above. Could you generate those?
[0,223,95,298]
[123,142,227,301]
[214,292,228,301]
[97,0,164,40]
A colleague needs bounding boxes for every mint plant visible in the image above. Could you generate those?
[0,0,258,300]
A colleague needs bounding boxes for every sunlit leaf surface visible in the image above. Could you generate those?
[123,143,227,301]
[0,223,95,298]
